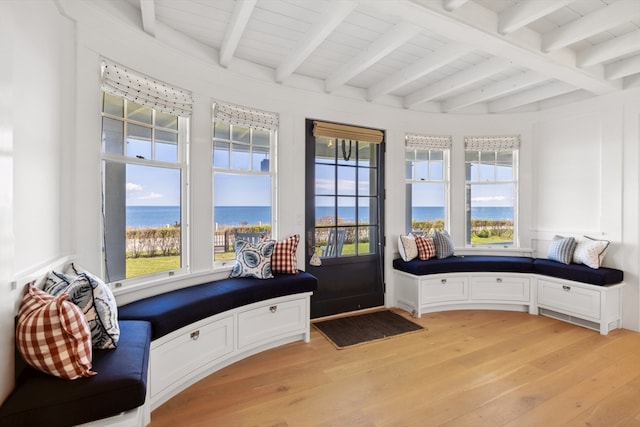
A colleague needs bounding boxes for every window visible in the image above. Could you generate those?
[100,61,192,283]
[464,135,519,246]
[405,134,451,234]
[212,101,278,266]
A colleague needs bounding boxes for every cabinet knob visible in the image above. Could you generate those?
[496,277,503,283]
[269,305,278,313]
[190,330,200,341]
[562,285,571,291]
[441,279,447,284]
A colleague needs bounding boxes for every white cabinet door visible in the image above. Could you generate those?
[151,315,234,399]
[420,276,468,304]
[538,279,601,320]
[238,298,307,349]
[471,276,530,302]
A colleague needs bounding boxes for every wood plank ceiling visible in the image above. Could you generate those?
[123,0,640,114]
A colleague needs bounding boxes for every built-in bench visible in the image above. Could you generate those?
[0,272,318,427]
[393,255,625,335]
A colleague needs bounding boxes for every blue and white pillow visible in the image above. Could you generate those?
[548,235,577,265]
[573,236,610,269]
[44,265,120,349]
[433,230,455,259]
[230,239,275,279]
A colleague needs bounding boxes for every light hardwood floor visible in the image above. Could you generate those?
[149,309,640,427]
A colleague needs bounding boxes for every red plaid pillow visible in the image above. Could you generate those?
[271,234,300,274]
[16,283,96,380]
[414,235,436,260]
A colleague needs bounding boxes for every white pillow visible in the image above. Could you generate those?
[573,236,610,269]
[398,235,418,262]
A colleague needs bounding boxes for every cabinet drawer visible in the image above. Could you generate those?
[151,315,234,398]
[420,276,468,304]
[538,280,600,320]
[238,298,307,349]
[471,276,530,302]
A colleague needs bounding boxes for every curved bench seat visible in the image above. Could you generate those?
[119,272,318,340]
[0,320,152,427]
[393,255,625,335]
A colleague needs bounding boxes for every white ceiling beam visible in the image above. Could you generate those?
[139,0,156,37]
[577,30,640,68]
[623,73,640,88]
[366,42,472,101]
[605,55,640,80]
[325,22,421,93]
[498,0,576,35]
[364,0,620,96]
[488,81,576,112]
[219,0,257,68]
[443,70,547,112]
[404,56,510,108]
[542,0,640,53]
[443,0,469,12]
[276,1,356,83]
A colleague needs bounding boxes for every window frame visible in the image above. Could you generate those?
[211,113,277,269]
[404,137,451,236]
[100,93,190,286]
[464,146,519,248]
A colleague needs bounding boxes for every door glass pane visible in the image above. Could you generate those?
[357,167,373,196]
[315,138,336,164]
[338,196,356,225]
[357,142,376,166]
[337,167,356,195]
[357,226,375,255]
[315,164,335,195]
[358,196,376,225]
[337,140,357,166]
[316,196,336,226]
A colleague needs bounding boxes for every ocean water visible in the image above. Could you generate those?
[127,205,513,228]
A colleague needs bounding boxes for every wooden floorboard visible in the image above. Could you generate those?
[149,309,640,427]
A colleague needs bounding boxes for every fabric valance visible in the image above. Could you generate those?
[101,60,193,117]
[405,134,452,150]
[464,135,520,151]
[213,101,279,131]
[313,121,383,144]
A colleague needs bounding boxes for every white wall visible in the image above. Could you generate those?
[0,0,75,404]
[532,89,640,331]
[2,0,638,407]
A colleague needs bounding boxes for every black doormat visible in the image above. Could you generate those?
[312,310,425,349]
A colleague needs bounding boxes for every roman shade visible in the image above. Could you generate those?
[213,101,279,131]
[405,134,452,150]
[464,135,520,151]
[313,121,383,144]
[101,60,193,117]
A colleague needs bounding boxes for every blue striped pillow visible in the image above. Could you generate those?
[433,230,454,259]
[548,235,577,264]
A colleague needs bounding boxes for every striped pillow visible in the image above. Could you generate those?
[271,234,300,274]
[433,230,455,259]
[414,235,436,260]
[16,283,96,380]
[548,235,577,265]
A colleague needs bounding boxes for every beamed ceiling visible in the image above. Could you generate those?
[114,0,640,114]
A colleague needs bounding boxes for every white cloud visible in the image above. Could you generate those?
[472,195,508,202]
[126,182,143,192]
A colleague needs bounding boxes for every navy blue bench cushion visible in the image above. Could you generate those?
[0,320,151,427]
[393,256,535,275]
[533,259,623,286]
[118,271,318,340]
